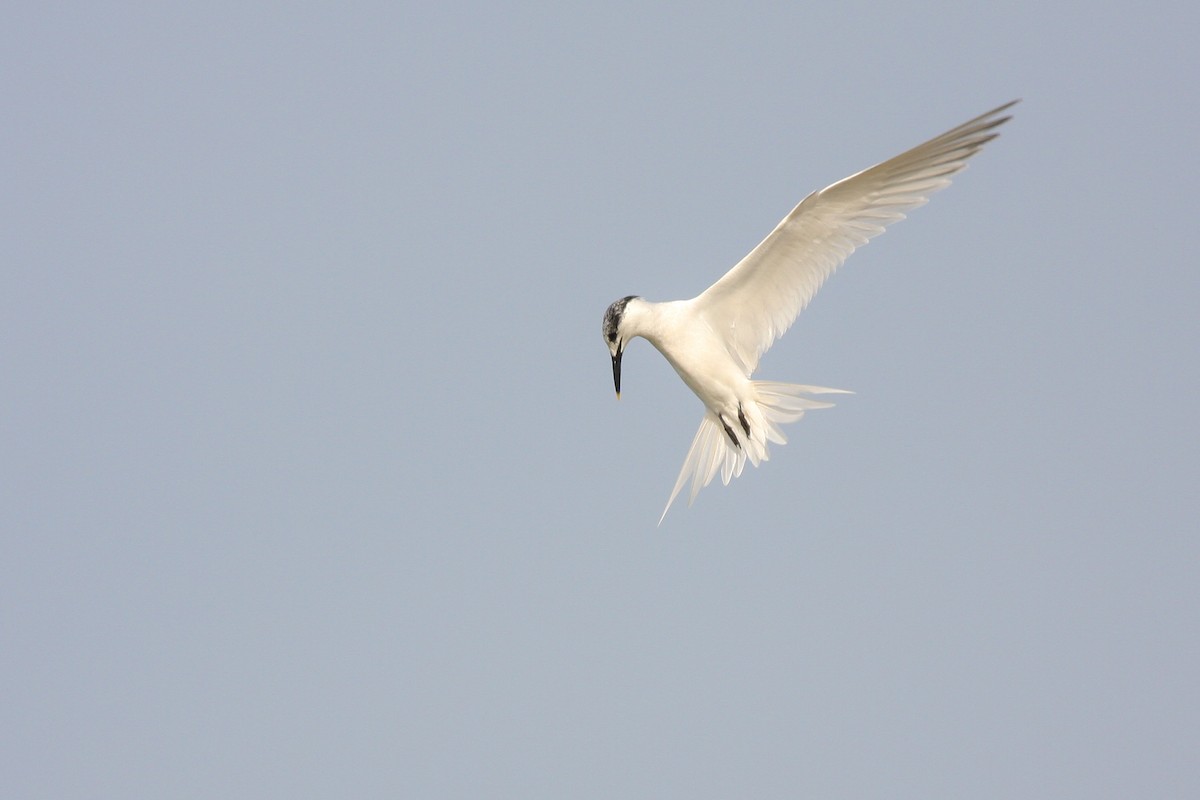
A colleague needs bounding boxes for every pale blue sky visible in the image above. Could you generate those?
[3,3,1198,798]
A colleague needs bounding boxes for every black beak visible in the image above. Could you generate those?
[611,349,623,399]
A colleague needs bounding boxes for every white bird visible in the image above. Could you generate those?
[602,101,1017,523]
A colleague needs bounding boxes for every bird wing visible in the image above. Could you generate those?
[693,100,1017,375]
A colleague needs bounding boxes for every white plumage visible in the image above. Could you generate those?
[602,101,1017,522]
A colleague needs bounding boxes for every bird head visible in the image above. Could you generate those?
[601,295,640,399]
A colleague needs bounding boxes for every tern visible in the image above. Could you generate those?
[602,101,1016,523]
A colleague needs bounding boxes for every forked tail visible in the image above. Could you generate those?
[658,381,851,524]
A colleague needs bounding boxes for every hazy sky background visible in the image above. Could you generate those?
[4,3,1198,798]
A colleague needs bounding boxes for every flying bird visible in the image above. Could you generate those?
[602,100,1017,523]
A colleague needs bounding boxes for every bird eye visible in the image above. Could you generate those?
[607,331,617,343]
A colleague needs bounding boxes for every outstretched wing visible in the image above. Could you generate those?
[694,100,1017,375]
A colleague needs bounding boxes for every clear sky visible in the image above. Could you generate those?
[3,3,1198,798]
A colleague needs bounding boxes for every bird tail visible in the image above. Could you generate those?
[659,382,851,524]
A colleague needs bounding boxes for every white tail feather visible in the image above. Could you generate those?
[658,382,851,524]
